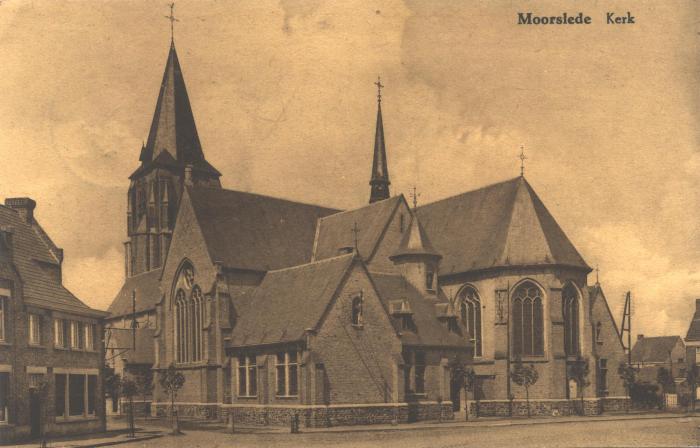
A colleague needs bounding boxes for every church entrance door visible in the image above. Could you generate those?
[450,372,462,412]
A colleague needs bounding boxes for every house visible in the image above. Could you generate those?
[0,198,108,444]
[631,335,686,385]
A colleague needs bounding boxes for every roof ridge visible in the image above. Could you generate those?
[317,195,401,222]
[264,252,355,274]
[417,177,521,210]
[189,185,341,212]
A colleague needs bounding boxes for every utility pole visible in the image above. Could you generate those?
[506,282,512,416]
[621,291,632,366]
[131,290,137,352]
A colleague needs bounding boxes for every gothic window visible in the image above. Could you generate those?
[597,358,608,396]
[174,263,204,364]
[512,282,544,356]
[426,269,435,290]
[351,295,363,326]
[459,286,482,357]
[562,283,580,355]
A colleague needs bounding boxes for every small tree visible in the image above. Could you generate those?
[159,363,186,435]
[618,363,636,413]
[510,357,539,418]
[120,378,138,438]
[657,367,675,394]
[568,356,591,415]
[685,364,699,412]
[135,368,154,419]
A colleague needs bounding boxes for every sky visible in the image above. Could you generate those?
[0,0,698,338]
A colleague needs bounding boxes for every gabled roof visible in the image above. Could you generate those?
[631,336,684,363]
[686,300,700,342]
[188,187,340,272]
[313,195,403,261]
[228,254,355,347]
[107,268,163,319]
[416,177,589,275]
[372,273,468,348]
[0,204,105,317]
[131,42,220,179]
[391,212,440,259]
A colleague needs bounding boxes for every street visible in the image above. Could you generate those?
[113,416,700,448]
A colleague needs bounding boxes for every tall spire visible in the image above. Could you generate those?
[369,76,390,204]
[141,42,218,177]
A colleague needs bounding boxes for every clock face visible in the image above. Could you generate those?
[183,267,194,288]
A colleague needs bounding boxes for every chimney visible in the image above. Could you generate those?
[184,164,193,186]
[5,197,36,224]
[637,334,644,341]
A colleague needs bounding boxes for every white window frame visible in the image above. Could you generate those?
[275,352,299,397]
[84,323,94,351]
[54,319,64,348]
[0,294,7,342]
[29,314,41,345]
[237,355,257,397]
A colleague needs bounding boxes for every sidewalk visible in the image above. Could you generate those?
[10,427,164,448]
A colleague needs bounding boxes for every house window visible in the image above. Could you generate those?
[0,295,6,342]
[597,358,608,396]
[401,315,413,331]
[425,270,435,290]
[512,282,544,356]
[414,352,426,394]
[0,372,8,423]
[54,319,65,348]
[55,373,97,419]
[276,352,299,397]
[70,321,84,349]
[351,295,363,326]
[29,314,41,345]
[238,355,257,397]
[563,283,580,355]
[459,286,482,357]
[84,323,95,351]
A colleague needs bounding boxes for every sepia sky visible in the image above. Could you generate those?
[0,0,698,338]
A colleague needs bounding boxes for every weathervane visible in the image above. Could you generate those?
[165,2,179,43]
[374,76,384,103]
[519,145,527,177]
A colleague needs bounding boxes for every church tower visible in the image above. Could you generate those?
[369,77,390,203]
[125,41,221,277]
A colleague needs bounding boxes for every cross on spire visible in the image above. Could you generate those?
[595,264,600,285]
[374,76,384,103]
[351,222,361,252]
[410,186,421,210]
[519,145,527,177]
[165,2,179,43]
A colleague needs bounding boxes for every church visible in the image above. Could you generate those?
[105,38,628,427]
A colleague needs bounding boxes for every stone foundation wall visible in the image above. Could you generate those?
[153,402,453,428]
[468,397,629,417]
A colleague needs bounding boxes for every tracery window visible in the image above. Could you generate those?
[458,286,482,357]
[174,263,205,364]
[512,282,544,356]
[562,283,580,355]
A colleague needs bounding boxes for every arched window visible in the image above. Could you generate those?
[458,286,482,357]
[562,283,580,355]
[173,262,205,363]
[351,295,363,326]
[512,282,544,356]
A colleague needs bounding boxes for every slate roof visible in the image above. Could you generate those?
[685,300,700,342]
[391,213,440,259]
[631,336,684,363]
[0,204,106,317]
[313,195,403,261]
[188,186,339,272]
[107,268,163,318]
[372,273,468,348]
[109,327,155,365]
[228,254,355,347]
[416,177,589,275]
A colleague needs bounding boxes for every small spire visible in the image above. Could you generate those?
[369,76,390,203]
[165,3,179,44]
[519,145,527,177]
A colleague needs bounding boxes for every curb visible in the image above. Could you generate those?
[67,433,164,448]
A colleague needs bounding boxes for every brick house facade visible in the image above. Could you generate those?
[0,198,108,445]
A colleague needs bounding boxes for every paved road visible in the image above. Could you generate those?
[118,416,700,448]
